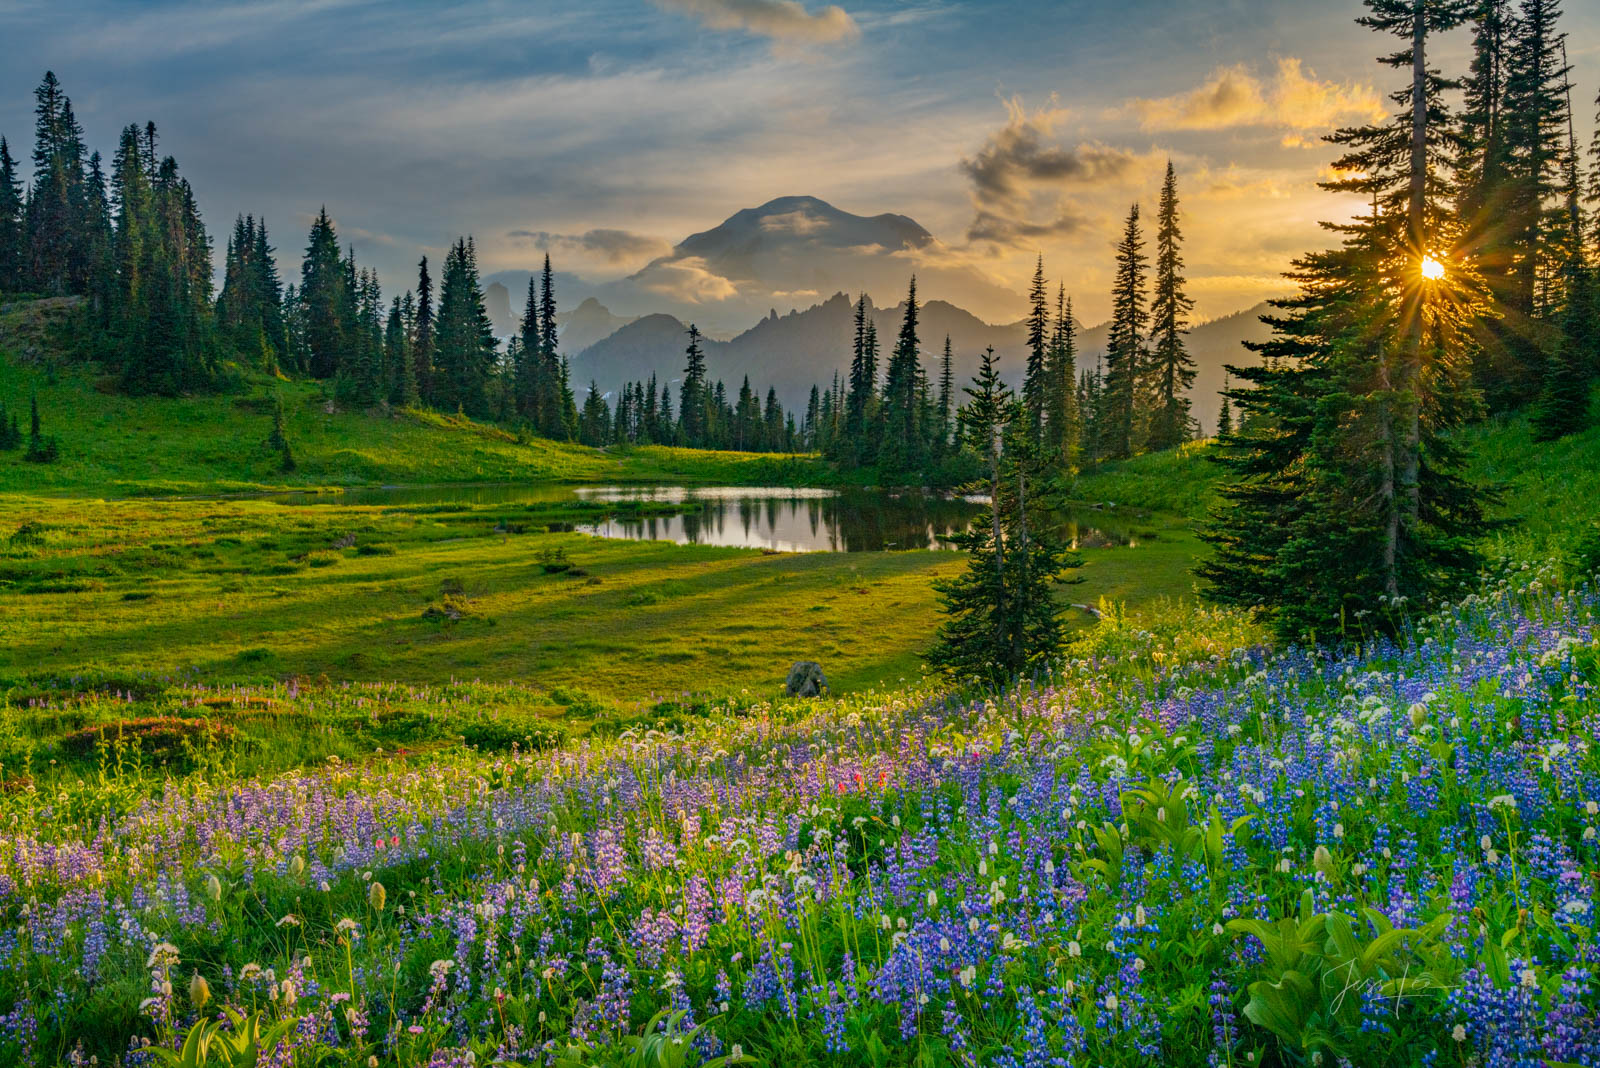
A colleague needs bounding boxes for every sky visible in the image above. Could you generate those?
[2,0,1597,326]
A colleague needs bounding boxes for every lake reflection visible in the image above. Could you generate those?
[575,486,984,552]
[261,482,1141,554]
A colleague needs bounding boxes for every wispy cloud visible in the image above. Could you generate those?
[508,228,671,264]
[652,0,859,46]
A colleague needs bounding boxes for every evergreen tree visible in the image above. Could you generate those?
[1146,162,1197,451]
[0,136,22,293]
[1201,0,1491,642]
[937,334,955,456]
[25,72,88,295]
[1044,287,1080,468]
[265,392,295,471]
[879,276,922,472]
[431,238,498,418]
[1532,258,1596,438]
[515,274,541,422]
[929,346,1077,684]
[1102,205,1148,459]
[1216,372,1234,438]
[412,256,434,404]
[1022,255,1049,439]
[680,324,708,447]
[842,294,878,463]
[23,393,58,463]
[299,208,349,379]
[578,381,611,446]
[385,295,417,406]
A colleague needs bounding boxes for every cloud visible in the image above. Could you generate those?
[759,209,829,235]
[508,228,671,263]
[960,100,1138,210]
[653,0,859,45]
[1131,58,1384,137]
[958,98,1143,248]
[635,256,740,303]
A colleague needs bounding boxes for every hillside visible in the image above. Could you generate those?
[0,303,830,496]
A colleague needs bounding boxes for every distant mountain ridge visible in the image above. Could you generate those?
[484,194,1280,434]
[570,292,1275,436]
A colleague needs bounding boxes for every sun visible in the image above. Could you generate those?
[1420,255,1445,281]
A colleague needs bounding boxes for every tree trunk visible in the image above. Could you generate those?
[1401,0,1427,568]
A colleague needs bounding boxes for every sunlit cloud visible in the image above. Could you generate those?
[652,0,859,46]
[1130,58,1384,138]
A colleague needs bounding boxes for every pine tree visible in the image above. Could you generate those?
[842,293,878,463]
[412,256,434,403]
[578,381,611,446]
[1216,373,1234,438]
[929,347,1077,684]
[432,237,498,418]
[937,334,955,456]
[1022,255,1049,439]
[1200,0,1492,642]
[680,324,708,447]
[23,393,58,463]
[879,276,922,472]
[1501,0,1572,320]
[0,136,23,293]
[1146,162,1198,451]
[1532,258,1595,438]
[515,274,541,422]
[1044,287,1080,468]
[265,392,295,471]
[25,72,88,295]
[300,208,349,379]
[1102,205,1148,459]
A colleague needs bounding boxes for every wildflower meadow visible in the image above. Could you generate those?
[0,567,1596,1067]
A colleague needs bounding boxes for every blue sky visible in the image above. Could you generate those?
[2,0,1596,323]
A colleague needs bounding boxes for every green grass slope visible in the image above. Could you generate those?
[0,302,832,495]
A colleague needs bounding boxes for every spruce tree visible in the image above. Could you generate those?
[937,334,955,456]
[1044,287,1080,468]
[1102,205,1148,459]
[0,136,22,293]
[299,208,348,379]
[1216,372,1234,438]
[25,72,88,296]
[23,393,58,463]
[515,274,541,422]
[1022,255,1049,439]
[412,256,434,404]
[929,347,1077,684]
[842,293,878,464]
[878,276,922,472]
[1146,162,1197,451]
[432,237,497,417]
[1201,0,1492,642]
[680,324,708,447]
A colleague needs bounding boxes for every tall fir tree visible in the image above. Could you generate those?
[1044,286,1080,468]
[431,237,498,417]
[1201,0,1492,642]
[299,208,349,379]
[842,293,878,463]
[1145,162,1198,451]
[1021,255,1049,440]
[412,256,435,404]
[929,346,1077,684]
[1102,204,1148,459]
[680,324,708,447]
[0,136,23,293]
[878,276,922,472]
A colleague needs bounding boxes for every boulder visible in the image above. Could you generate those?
[785,661,828,698]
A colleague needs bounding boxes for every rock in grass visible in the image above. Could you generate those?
[785,661,827,698]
